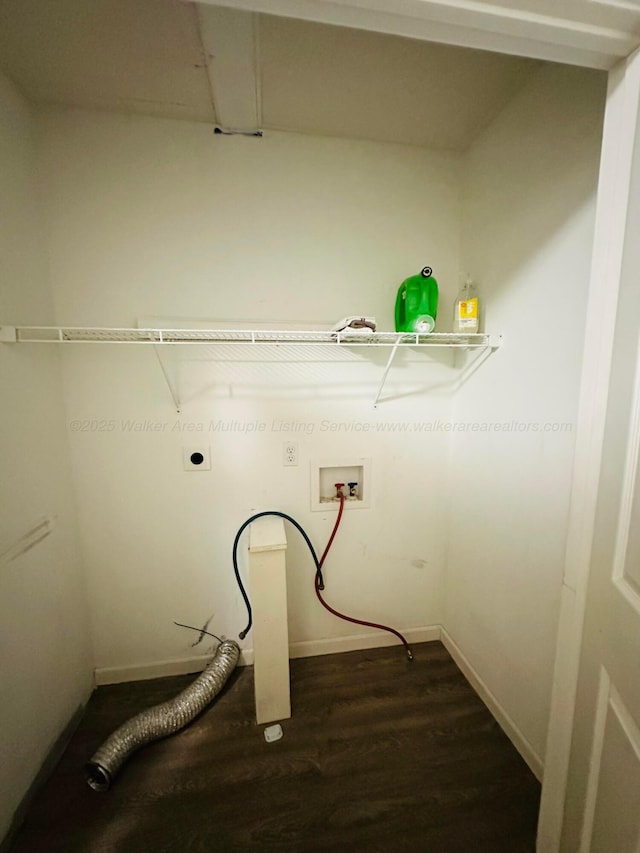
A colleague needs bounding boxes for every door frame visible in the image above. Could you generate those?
[195,0,639,70]
[537,47,640,851]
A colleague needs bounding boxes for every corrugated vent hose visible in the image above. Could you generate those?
[85,639,239,791]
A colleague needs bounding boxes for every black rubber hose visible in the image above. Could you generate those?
[233,511,324,640]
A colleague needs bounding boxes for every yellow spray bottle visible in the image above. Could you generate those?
[453,275,480,333]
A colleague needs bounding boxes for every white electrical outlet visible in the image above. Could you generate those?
[283,441,298,466]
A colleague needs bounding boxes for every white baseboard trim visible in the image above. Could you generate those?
[95,649,254,685]
[288,625,441,659]
[440,627,544,781]
[94,627,440,685]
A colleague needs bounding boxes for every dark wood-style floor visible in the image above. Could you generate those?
[9,642,539,852]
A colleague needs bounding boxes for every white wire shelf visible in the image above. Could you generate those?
[0,325,501,348]
[1,325,502,409]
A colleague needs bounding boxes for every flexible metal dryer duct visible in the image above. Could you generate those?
[85,639,240,791]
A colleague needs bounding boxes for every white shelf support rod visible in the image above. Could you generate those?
[373,335,402,407]
[153,345,181,413]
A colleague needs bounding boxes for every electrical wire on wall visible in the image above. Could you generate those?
[232,497,413,660]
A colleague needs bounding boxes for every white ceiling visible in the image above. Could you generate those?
[259,16,541,150]
[0,0,215,123]
[0,0,554,151]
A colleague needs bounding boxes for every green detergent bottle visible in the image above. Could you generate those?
[395,266,439,333]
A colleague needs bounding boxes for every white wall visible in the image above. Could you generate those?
[446,64,606,765]
[0,76,93,843]
[38,109,462,676]
[27,63,604,776]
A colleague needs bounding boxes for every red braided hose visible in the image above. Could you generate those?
[314,493,413,661]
